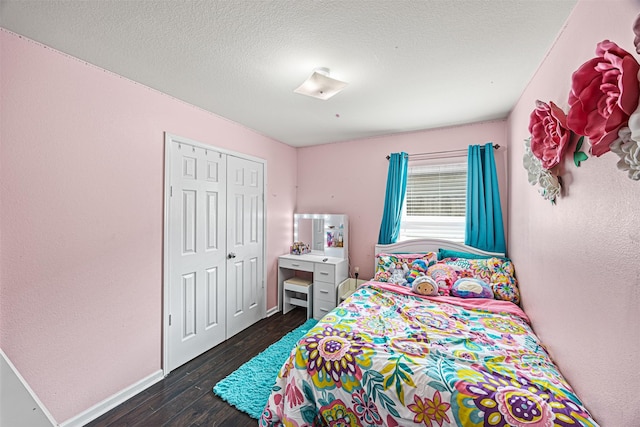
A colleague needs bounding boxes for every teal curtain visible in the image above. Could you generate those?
[378,152,408,244]
[465,143,506,253]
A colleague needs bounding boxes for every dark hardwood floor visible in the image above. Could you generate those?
[86,308,307,427]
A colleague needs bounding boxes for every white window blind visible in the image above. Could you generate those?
[399,161,467,242]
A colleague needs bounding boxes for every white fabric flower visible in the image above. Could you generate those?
[538,170,561,201]
[523,138,543,185]
[610,120,640,181]
[523,138,561,202]
[609,90,640,180]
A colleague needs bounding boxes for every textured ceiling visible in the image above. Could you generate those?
[0,0,577,147]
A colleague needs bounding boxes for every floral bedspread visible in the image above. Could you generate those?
[260,282,598,427]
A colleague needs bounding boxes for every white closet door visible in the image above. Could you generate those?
[167,142,227,372]
[226,155,264,338]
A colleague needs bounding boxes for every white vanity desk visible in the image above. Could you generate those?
[278,254,349,320]
[279,213,349,320]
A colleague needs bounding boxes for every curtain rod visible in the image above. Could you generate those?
[386,144,500,160]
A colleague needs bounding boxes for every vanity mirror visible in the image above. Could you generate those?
[293,213,348,259]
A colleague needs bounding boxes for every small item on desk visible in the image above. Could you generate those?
[290,241,310,255]
[322,258,328,262]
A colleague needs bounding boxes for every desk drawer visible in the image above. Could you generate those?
[314,280,335,301]
[314,263,335,281]
[314,297,337,320]
[279,258,313,272]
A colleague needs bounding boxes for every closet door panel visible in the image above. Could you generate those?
[165,135,265,373]
[168,143,227,372]
[226,156,264,338]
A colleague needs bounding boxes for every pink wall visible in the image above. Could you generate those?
[507,1,640,424]
[296,121,508,280]
[0,30,296,422]
[5,1,635,422]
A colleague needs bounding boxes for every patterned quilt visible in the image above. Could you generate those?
[260,282,598,427]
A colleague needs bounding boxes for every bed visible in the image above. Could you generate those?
[260,239,598,427]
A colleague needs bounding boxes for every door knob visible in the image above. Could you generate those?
[227,252,236,259]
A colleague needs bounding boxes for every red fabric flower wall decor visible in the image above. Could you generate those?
[524,18,640,192]
[566,40,640,157]
[634,14,640,54]
[528,100,571,170]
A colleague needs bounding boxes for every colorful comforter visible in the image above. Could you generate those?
[260,282,598,427]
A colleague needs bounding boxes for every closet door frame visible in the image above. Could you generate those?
[162,132,267,376]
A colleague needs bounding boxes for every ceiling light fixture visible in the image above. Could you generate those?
[294,67,348,100]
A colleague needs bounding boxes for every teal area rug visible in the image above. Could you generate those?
[213,318,318,419]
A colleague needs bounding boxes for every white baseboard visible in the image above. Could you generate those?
[266,306,280,317]
[59,369,164,427]
[1,349,57,427]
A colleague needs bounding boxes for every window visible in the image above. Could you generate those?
[399,160,467,242]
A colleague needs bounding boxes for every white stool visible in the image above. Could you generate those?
[283,277,313,319]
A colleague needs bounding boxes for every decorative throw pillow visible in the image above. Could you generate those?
[438,248,510,262]
[486,257,516,277]
[451,277,494,299]
[374,253,437,282]
[425,263,460,296]
[373,254,396,281]
[441,257,505,283]
[440,257,521,304]
[485,259,519,304]
[490,272,521,304]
